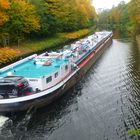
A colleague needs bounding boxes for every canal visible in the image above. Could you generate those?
[0,39,140,140]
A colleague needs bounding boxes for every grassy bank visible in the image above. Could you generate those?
[0,27,95,67]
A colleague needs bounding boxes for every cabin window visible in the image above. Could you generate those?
[55,72,58,78]
[65,65,68,71]
[46,76,52,83]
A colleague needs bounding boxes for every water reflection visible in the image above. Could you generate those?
[1,39,140,140]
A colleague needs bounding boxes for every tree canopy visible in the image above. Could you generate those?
[97,0,140,37]
[0,0,96,46]
[128,0,140,35]
[0,0,10,26]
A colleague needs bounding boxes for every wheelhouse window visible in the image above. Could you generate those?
[65,65,68,71]
[46,76,52,83]
[55,72,58,78]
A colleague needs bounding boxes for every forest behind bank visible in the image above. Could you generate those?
[97,0,140,39]
[0,0,96,47]
[1,0,140,46]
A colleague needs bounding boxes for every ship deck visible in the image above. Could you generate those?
[0,58,67,78]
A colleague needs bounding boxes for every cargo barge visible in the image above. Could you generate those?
[0,31,113,113]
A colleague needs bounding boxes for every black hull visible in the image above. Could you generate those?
[0,34,113,113]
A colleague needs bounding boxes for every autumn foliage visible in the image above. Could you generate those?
[0,0,10,26]
[0,0,40,46]
[0,47,20,65]
[64,29,90,40]
[128,0,140,35]
[98,0,140,37]
[0,0,96,46]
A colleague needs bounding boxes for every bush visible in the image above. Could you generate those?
[63,29,90,40]
[0,47,20,65]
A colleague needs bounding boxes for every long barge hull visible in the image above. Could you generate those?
[0,33,113,113]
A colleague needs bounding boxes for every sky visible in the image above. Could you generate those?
[92,0,131,10]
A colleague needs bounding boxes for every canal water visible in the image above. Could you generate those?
[0,39,140,140]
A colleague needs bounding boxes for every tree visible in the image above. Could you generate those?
[44,0,96,32]
[0,0,10,46]
[75,0,96,29]
[128,0,140,35]
[0,0,97,46]
[5,0,40,44]
[0,0,10,26]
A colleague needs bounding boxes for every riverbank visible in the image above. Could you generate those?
[136,35,140,47]
[0,27,95,67]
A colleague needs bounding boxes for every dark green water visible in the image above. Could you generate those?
[1,39,140,140]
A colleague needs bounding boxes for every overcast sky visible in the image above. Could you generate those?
[92,0,131,10]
